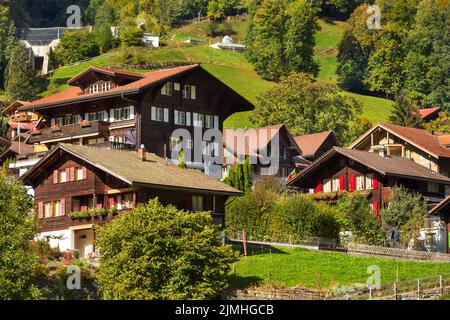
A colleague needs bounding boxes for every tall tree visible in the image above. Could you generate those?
[0,176,41,299]
[336,3,378,91]
[246,0,319,81]
[0,2,13,90]
[4,40,37,101]
[366,26,407,98]
[93,2,115,53]
[404,0,450,110]
[251,72,361,143]
[388,92,423,128]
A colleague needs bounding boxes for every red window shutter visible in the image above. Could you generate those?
[339,176,345,191]
[38,202,44,219]
[60,199,66,216]
[82,166,87,180]
[373,175,379,189]
[315,180,323,193]
[53,170,58,184]
[70,167,75,181]
[349,176,356,192]
[373,200,379,218]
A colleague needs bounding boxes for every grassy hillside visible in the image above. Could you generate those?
[40,18,393,128]
[230,246,450,289]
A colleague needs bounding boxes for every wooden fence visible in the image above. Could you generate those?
[328,274,450,300]
[347,243,450,262]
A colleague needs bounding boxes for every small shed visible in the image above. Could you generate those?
[429,196,450,253]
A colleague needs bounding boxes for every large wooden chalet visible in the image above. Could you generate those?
[15,64,254,177]
[288,147,450,217]
[20,143,241,258]
[349,123,450,177]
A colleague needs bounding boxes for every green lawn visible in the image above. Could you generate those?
[229,246,450,290]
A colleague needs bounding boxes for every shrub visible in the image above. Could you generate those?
[96,198,238,299]
[336,193,385,245]
[226,178,341,242]
[0,176,42,299]
[381,185,427,228]
[53,29,100,66]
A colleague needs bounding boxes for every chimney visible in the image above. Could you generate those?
[138,144,146,161]
[378,145,387,157]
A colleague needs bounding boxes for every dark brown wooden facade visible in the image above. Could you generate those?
[20,66,253,166]
[289,148,450,218]
[29,151,228,233]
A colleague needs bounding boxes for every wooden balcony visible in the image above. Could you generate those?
[29,121,109,143]
[90,141,136,151]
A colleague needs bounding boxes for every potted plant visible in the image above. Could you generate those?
[80,120,91,128]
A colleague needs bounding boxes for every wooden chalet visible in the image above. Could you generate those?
[16,64,254,177]
[288,147,450,217]
[349,123,450,176]
[429,196,450,253]
[222,124,309,181]
[293,131,338,161]
[20,143,242,258]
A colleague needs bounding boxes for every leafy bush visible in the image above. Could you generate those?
[0,176,42,299]
[69,208,110,219]
[381,185,427,228]
[96,199,238,299]
[336,193,385,245]
[53,29,100,66]
[226,178,341,241]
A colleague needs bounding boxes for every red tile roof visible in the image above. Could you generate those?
[293,131,336,159]
[224,124,295,156]
[417,107,440,119]
[20,65,200,110]
[381,123,450,158]
[350,123,450,159]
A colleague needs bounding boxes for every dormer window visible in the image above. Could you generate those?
[89,84,100,94]
[101,81,112,91]
[161,82,173,96]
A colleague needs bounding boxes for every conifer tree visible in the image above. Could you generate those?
[388,92,423,128]
[4,40,37,101]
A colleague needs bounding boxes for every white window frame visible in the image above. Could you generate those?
[356,176,365,190]
[332,178,340,192]
[170,137,181,150]
[90,84,99,94]
[102,81,112,91]
[323,179,332,193]
[161,82,173,96]
[174,110,187,125]
[88,112,98,122]
[205,115,214,129]
[192,195,204,212]
[365,174,374,190]
[193,113,204,127]
[183,85,190,99]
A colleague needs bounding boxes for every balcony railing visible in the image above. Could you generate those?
[90,141,136,151]
[29,121,109,143]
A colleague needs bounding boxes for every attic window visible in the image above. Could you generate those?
[89,84,100,94]
[101,81,112,91]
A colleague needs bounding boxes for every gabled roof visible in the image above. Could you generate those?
[19,64,254,112]
[20,143,242,196]
[429,195,450,216]
[223,124,301,157]
[288,147,450,186]
[417,107,440,119]
[349,123,450,159]
[67,66,145,86]
[2,100,30,115]
[293,131,337,159]
[0,141,35,161]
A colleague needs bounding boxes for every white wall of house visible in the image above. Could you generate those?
[36,228,73,252]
